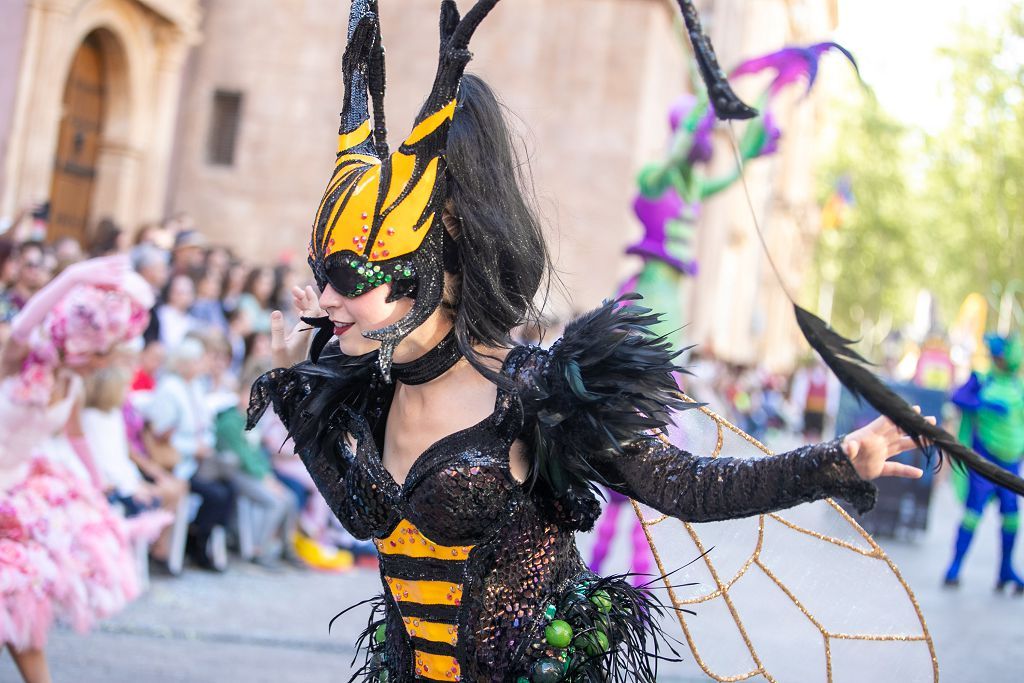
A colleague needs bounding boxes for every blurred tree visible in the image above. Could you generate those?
[922,3,1024,316]
[815,1,1024,346]
[816,95,921,344]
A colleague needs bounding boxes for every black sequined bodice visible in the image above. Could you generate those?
[334,348,586,681]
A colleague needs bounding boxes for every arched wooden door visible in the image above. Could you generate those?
[49,33,106,245]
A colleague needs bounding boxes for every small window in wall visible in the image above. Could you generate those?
[207,90,243,166]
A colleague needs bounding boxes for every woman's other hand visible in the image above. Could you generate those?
[842,407,935,481]
[270,285,324,368]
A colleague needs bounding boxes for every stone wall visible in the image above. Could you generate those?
[0,0,31,205]
[691,0,839,368]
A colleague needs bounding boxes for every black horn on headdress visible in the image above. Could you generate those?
[674,0,758,120]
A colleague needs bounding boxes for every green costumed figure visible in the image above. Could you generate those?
[944,334,1024,592]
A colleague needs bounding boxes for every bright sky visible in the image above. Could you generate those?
[834,0,1012,132]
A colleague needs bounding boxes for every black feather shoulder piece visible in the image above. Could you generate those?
[520,294,702,529]
[795,305,1024,495]
[246,341,380,478]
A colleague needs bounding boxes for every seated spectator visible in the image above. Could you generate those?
[82,364,179,562]
[220,261,248,316]
[0,240,53,322]
[157,274,199,349]
[133,243,170,344]
[146,337,234,571]
[217,365,298,566]
[52,237,84,275]
[0,238,15,345]
[171,229,205,278]
[202,331,238,394]
[262,409,333,545]
[225,307,251,377]
[238,266,275,334]
[90,217,128,257]
[191,270,229,333]
[131,338,164,392]
[203,246,232,283]
[123,397,190,570]
[0,236,17,289]
[242,332,273,375]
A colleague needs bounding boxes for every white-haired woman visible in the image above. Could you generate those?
[146,336,234,570]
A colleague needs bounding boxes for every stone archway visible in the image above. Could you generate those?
[1,1,198,238]
[48,27,134,246]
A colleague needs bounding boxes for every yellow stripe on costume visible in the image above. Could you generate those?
[414,650,461,682]
[403,618,458,647]
[374,519,472,560]
[404,99,457,146]
[338,120,372,154]
[384,577,463,606]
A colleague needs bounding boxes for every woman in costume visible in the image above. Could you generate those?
[0,255,151,683]
[248,3,940,680]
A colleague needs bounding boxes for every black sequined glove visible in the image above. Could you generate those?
[591,435,877,522]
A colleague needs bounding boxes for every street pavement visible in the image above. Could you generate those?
[2,480,1020,682]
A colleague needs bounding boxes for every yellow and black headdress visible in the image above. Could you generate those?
[308,0,501,379]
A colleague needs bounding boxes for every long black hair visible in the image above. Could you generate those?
[444,74,553,382]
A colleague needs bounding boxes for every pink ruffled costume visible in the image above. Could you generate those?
[1,283,148,651]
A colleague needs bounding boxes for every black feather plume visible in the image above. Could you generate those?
[795,305,1024,496]
[301,315,335,364]
[246,341,378,479]
[522,295,704,529]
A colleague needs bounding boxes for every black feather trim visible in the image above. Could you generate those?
[301,315,336,364]
[246,341,380,477]
[522,295,703,529]
[795,305,1024,496]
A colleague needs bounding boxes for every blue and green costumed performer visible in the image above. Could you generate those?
[944,334,1024,592]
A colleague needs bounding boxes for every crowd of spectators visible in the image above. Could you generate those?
[682,349,844,443]
[0,211,371,577]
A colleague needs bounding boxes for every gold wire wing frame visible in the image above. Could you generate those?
[631,394,938,683]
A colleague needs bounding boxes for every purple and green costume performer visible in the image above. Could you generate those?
[944,334,1024,592]
[625,43,855,339]
[591,43,856,584]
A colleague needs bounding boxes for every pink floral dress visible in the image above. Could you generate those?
[0,372,140,651]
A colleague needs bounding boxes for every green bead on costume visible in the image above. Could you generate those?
[544,620,573,648]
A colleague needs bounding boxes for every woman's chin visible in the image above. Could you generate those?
[337,335,379,358]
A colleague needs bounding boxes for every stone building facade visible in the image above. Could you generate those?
[0,0,199,242]
[0,0,840,369]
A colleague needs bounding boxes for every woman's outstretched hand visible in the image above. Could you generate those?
[66,254,131,288]
[842,407,935,481]
[270,285,324,368]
